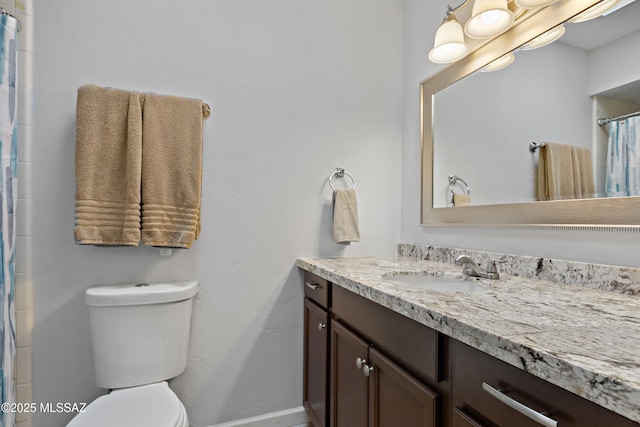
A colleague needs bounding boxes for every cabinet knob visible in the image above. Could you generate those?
[362,364,374,377]
[318,322,326,332]
[355,357,367,369]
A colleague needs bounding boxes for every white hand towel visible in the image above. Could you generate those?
[333,189,360,244]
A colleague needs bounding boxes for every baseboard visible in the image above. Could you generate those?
[209,406,310,427]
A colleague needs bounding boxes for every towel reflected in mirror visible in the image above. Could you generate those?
[536,142,595,201]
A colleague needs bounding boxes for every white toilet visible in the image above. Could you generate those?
[67,281,199,427]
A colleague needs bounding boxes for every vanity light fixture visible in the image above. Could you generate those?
[522,24,565,49]
[481,51,515,71]
[570,0,621,22]
[428,9,470,63]
[428,0,611,64]
[429,0,514,63]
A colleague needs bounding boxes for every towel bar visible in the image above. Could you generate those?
[529,142,546,152]
[329,168,356,191]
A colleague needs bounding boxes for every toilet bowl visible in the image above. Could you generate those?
[67,382,188,427]
[66,281,198,427]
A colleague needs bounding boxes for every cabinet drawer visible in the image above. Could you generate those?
[332,285,440,383]
[304,271,331,309]
[452,340,639,427]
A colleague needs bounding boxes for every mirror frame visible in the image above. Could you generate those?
[421,0,640,231]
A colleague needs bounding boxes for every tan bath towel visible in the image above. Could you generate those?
[333,189,360,244]
[74,85,143,245]
[141,93,203,248]
[537,142,575,201]
[571,146,595,199]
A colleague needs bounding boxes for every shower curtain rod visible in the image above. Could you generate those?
[598,110,640,126]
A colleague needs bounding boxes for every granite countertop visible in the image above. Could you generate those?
[296,255,640,424]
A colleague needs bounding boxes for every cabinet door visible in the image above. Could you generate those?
[368,347,439,427]
[330,320,369,427]
[304,298,329,427]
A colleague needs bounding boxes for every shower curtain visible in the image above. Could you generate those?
[0,13,17,427]
[606,116,640,197]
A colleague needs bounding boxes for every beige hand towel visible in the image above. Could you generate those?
[333,189,360,244]
[141,93,203,248]
[571,146,595,199]
[74,85,143,245]
[453,193,470,206]
[537,142,575,201]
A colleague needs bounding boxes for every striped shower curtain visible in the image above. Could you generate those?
[0,13,17,427]
[606,116,640,197]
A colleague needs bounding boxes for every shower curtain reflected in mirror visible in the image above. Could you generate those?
[0,13,17,427]
[606,116,640,197]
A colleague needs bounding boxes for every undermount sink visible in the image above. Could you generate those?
[382,273,490,293]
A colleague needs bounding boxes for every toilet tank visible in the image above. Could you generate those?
[85,281,199,389]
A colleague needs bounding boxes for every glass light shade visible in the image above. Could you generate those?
[515,0,560,8]
[429,17,469,63]
[481,52,515,72]
[464,0,515,39]
[522,24,565,50]
[570,0,620,22]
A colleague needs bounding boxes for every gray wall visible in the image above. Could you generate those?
[33,1,402,426]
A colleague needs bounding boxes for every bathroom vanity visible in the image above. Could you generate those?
[299,247,640,427]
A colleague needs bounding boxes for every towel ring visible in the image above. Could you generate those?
[329,168,356,191]
[448,175,469,196]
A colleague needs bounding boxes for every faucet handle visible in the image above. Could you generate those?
[485,256,507,275]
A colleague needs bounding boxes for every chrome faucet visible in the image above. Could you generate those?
[455,255,506,280]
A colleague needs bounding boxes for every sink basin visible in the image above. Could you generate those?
[382,273,490,293]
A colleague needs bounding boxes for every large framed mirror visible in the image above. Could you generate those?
[421,0,640,229]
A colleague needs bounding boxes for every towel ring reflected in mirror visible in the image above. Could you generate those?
[329,168,356,191]
[448,175,470,197]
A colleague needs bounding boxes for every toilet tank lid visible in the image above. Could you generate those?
[86,281,199,307]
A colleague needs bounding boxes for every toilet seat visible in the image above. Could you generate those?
[66,381,188,427]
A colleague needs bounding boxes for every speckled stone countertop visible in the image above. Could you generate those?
[296,254,640,424]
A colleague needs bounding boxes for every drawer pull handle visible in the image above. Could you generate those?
[356,357,367,369]
[482,382,557,427]
[305,282,320,291]
[318,322,326,332]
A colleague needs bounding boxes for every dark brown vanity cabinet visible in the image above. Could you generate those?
[303,272,331,427]
[452,340,639,427]
[303,269,640,427]
[304,273,444,427]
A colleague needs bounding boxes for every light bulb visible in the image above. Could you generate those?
[481,52,515,72]
[570,0,620,23]
[515,0,560,8]
[522,24,565,50]
[464,0,514,39]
